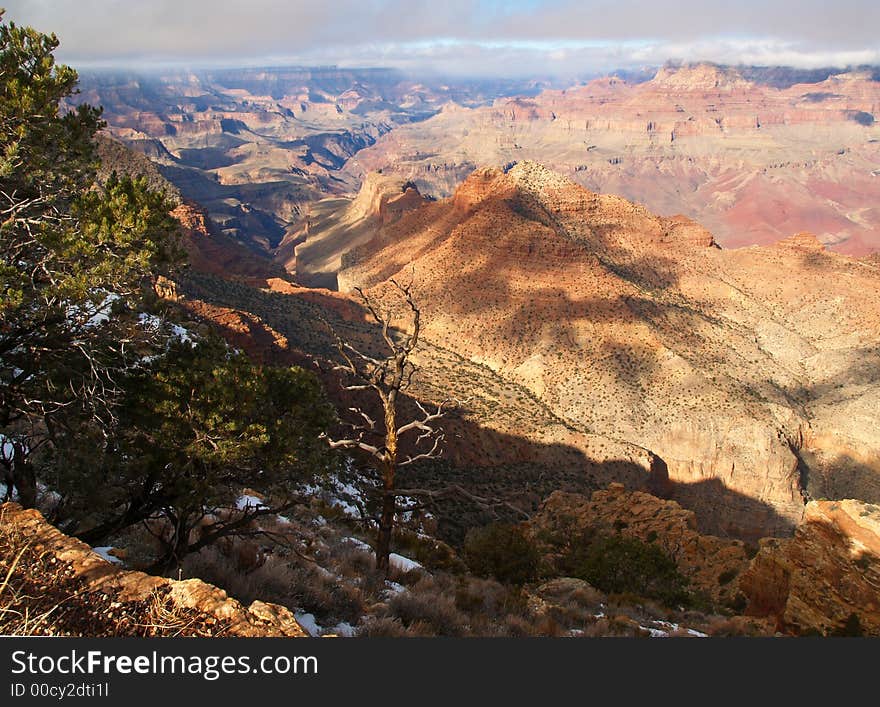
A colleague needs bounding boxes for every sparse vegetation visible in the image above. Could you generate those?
[463,522,541,585]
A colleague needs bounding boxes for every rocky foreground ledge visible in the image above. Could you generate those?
[0,503,307,637]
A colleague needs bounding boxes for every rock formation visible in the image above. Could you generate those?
[0,503,307,637]
[739,499,880,635]
[348,63,880,255]
[528,484,880,635]
[336,162,880,539]
[528,485,750,606]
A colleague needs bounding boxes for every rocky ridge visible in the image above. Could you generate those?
[0,503,307,637]
[348,63,880,254]
[337,161,880,539]
[740,498,880,634]
[527,484,880,635]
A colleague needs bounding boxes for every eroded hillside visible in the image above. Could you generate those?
[347,63,880,254]
[336,161,880,539]
[77,68,546,255]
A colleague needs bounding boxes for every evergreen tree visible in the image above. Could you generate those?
[0,12,179,505]
[53,334,337,572]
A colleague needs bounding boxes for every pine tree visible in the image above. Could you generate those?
[0,12,180,505]
[54,335,337,572]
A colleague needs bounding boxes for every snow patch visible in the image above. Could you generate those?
[138,313,162,329]
[294,612,322,637]
[330,622,355,637]
[92,547,123,565]
[170,324,193,343]
[303,470,371,519]
[137,313,195,347]
[342,538,422,573]
[641,620,708,638]
[389,553,422,573]
[343,537,373,553]
[235,494,267,511]
[1,434,13,461]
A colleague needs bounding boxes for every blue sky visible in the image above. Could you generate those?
[4,0,879,74]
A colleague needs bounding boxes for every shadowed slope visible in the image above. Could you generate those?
[338,162,880,539]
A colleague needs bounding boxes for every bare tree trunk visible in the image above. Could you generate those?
[148,512,191,576]
[322,281,446,576]
[13,444,37,509]
[376,395,398,575]
[376,477,395,575]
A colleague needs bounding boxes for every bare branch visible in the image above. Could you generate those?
[349,407,376,430]
[396,398,447,437]
[392,485,531,521]
[320,432,384,461]
[398,432,444,466]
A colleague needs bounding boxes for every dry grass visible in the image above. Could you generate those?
[0,510,231,637]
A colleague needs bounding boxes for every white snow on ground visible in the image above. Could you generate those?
[84,293,121,328]
[384,581,406,595]
[343,537,423,573]
[66,292,119,329]
[235,494,267,510]
[92,547,123,565]
[326,475,368,517]
[302,469,372,519]
[294,612,322,637]
[645,627,670,637]
[343,537,372,553]
[331,496,360,517]
[1,434,13,460]
[170,324,193,343]
[138,313,195,346]
[330,622,355,637]
[640,620,708,638]
[138,312,162,329]
[1,435,22,502]
[389,553,422,573]
[294,613,355,637]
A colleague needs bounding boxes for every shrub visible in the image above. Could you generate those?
[718,568,738,586]
[463,523,541,585]
[357,617,410,637]
[570,535,691,607]
[387,585,468,636]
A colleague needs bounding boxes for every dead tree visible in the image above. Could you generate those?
[322,280,447,574]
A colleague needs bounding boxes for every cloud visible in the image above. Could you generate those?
[3,0,878,74]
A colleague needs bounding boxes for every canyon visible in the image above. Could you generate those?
[61,63,880,634]
[79,67,546,254]
[347,63,880,255]
[82,63,880,260]
[332,162,880,541]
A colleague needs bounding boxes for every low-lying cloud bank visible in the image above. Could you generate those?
[5,0,878,75]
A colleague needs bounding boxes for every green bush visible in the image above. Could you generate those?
[463,523,541,585]
[570,535,691,606]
